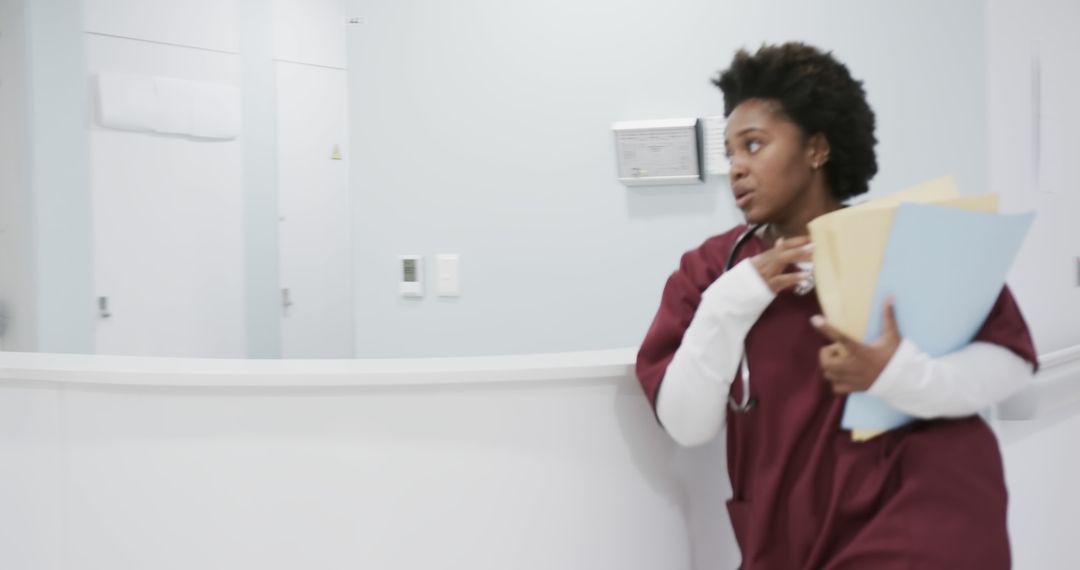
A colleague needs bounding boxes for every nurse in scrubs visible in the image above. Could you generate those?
[636,42,1038,569]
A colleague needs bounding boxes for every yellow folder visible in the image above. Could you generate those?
[807,176,999,341]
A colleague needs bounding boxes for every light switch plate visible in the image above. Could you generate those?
[435,254,461,297]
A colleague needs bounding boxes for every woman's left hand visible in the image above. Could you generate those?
[810,298,902,394]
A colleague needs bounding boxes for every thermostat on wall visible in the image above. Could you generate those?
[612,118,702,186]
[398,255,423,297]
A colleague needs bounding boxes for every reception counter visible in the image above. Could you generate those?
[0,349,737,570]
[1,346,1078,570]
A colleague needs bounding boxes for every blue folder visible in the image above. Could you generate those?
[840,203,1036,432]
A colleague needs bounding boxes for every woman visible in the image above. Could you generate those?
[636,43,1038,569]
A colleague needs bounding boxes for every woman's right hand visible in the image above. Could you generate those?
[750,236,814,294]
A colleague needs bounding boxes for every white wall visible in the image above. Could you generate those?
[346,0,989,358]
[82,0,239,53]
[26,0,95,353]
[240,0,283,358]
[273,0,346,69]
[987,0,1080,354]
[0,0,36,351]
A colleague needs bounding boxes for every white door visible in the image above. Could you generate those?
[89,34,245,358]
[275,61,354,358]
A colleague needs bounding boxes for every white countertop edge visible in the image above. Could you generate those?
[0,348,639,387]
[1040,344,1080,373]
[0,345,1074,390]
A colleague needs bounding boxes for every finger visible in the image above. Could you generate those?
[770,272,812,292]
[774,236,811,250]
[880,296,900,341]
[830,381,855,395]
[829,343,850,361]
[819,346,835,369]
[777,244,815,265]
[820,343,853,372]
[822,370,853,393]
[820,367,857,393]
[820,342,840,363]
[810,316,859,348]
[820,345,846,371]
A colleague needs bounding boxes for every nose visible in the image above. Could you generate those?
[728,154,749,182]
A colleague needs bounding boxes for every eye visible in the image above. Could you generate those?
[746,139,763,153]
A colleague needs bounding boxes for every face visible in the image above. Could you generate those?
[724,99,824,225]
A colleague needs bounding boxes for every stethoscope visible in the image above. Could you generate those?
[724,224,815,413]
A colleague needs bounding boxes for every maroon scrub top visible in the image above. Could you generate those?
[637,225,1039,570]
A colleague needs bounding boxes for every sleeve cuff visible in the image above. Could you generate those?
[697,258,776,319]
[867,338,923,401]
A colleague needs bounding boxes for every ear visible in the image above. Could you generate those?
[806,133,830,169]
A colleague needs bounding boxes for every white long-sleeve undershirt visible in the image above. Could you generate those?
[655,258,1034,447]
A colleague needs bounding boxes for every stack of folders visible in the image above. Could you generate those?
[807,177,1036,441]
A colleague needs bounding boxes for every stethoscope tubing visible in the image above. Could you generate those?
[722,224,816,413]
[725,225,764,413]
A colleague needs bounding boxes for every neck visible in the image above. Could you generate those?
[769,184,841,239]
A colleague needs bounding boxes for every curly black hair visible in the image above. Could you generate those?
[713,42,878,202]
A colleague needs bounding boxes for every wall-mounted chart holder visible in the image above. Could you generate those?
[612,118,702,186]
[701,115,731,177]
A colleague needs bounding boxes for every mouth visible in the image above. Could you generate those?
[734,189,754,209]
